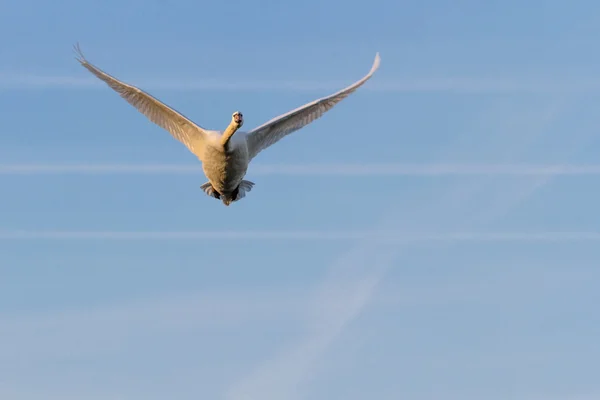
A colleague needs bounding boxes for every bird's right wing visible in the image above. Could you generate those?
[74,43,209,158]
[244,53,380,161]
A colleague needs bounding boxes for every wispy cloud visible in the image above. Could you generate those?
[4,163,600,176]
[5,73,600,93]
[2,230,600,242]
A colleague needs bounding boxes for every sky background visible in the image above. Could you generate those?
[1,0,600,399]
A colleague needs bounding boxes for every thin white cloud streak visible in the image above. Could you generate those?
[3,230,600,242]
[0,266,573,364]
[5,163,600,176]
[6,74,600,93]
[0,289,308,361]
[1,266,591,361]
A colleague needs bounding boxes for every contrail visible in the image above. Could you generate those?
[3,163,600,176]
[1,230,600,241]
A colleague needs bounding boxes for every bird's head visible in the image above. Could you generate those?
[232,111,244,128]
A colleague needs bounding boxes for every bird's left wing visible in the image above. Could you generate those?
[73,43,210,159]
[245,52,380,161]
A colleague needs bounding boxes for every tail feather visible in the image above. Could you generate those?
[200,182,220,199]
[235,180,255,200]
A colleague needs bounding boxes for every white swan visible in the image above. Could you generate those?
[73,43,381,206]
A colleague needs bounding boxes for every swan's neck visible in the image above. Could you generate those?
[221,122,239,149]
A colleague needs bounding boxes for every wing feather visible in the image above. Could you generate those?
[245,53,381,160]
[73,43,209,158]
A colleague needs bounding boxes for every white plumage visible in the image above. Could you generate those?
[74,43,381,206]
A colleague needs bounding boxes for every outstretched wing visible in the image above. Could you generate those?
[245,52,381,160]
[73,43,209,159]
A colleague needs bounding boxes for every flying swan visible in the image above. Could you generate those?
[73,43,381,206]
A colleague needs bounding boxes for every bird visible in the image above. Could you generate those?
[73,43,381,206]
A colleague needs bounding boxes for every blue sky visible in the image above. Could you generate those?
[2,0,600,399]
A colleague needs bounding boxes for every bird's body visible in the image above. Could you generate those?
[200,132,252,205]
[73,44,380,206]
